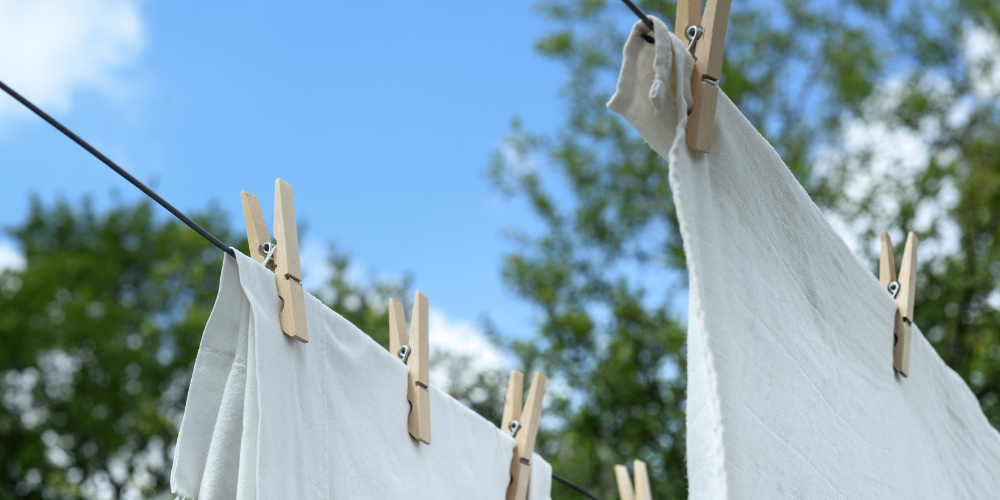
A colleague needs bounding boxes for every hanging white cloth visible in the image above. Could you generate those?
[171,252,552,500]
[609,16,1000,499]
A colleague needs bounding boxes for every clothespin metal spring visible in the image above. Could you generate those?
[508,419,522,438]
[261,241,276,267]
[685,25,704,54]
[684,26,723,87]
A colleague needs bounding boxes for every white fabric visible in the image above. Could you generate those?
[609,17,1000,500]
[172,252,552,500]
[529,454,552,499]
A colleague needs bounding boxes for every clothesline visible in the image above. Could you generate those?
[0,77,609,500]
[3,0,655,260]
[0,78,235,258]
[619,0,656,43]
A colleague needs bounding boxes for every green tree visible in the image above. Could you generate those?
[0,197,235,499]
[0,198,430,498]
[491,0,1000,498]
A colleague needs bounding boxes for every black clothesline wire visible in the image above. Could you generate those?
[0,78,236,258]
[621,0,654,30]
[0,77,611,499]
[553,473,604,500]
[620,0,656,43]
[9,1,665,489]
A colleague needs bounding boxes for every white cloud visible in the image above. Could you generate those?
[0,241,25,272]
[297,239,509,386]
[0,0,145,119]
[816,111,932,253]
[814,73,964,260]
[429,308,509,387]
[821,209,863,256]
[497,137,537,176]
[299,240,335,290]
[964,23,1000,99]
[429,308,506,370]
[298,240,407,310]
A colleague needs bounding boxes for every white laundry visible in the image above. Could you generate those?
[609,16,1000,499]
[528,454,552,499]
[171,251,552,500]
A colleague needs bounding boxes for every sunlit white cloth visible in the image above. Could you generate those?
[171,251,552,499]
[609,16,1000,499]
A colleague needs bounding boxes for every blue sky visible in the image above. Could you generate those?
[0,0,596,346]
[6,0,987,368]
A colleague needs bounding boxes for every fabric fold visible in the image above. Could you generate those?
[170,256,249,499]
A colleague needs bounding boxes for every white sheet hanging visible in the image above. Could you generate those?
[171,251,552,500]
[609,16,1000,499]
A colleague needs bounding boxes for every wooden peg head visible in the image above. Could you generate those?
[240,191,274,270]
[879,231,896,289]
[614,460,652,500]
[615,464,636,500]
[410,291,429,387]
[693,0,731,81]
[684,0,732,153]
[272,179,308,343]
[388,298,408,360]
[675,0,702,42]
[896,232,918,322]
[506,371,547,500]
[273,179,302,281]
[632,460,652,500]
[501,370,524,437]
[880,231,917,376]
[516,372,546,458]
[405,291,431,444]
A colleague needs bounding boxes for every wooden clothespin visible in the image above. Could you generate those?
[675,0,731,153]
[879,231,918,376]
[614,459,652,500]
[501,370,547,500]
[240,179,309,343]
[389,292,431,444]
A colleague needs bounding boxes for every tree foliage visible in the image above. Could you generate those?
[490,0,1000,498]
[0,197,234,498]
[0,198,428,498]
[3,1,1000,499]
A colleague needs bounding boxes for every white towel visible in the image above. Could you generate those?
[609,16,1000,499]
[529,454,552,499]
[171,252,552,500]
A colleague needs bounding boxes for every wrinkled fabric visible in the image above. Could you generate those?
[609,16,1000,500]
[172,252,551,500]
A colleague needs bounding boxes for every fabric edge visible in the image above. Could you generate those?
[661,44,731,500]
[170,251,243,499]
